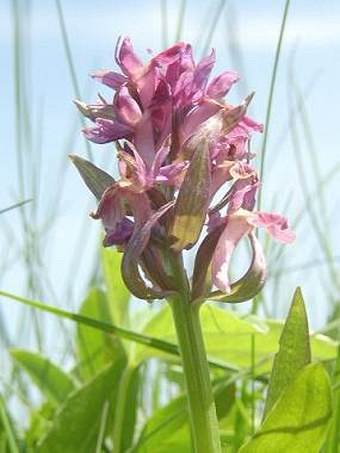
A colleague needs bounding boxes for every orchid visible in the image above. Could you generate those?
[74,36,294,300]
[72,37,295,453]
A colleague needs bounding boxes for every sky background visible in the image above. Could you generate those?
[0,0,340,355]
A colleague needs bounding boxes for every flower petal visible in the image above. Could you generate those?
[209,232,267,303]
[115,86,143,126]
[249,212,296,243]
[91,70,128,90]
[207,70,240,99]
[212,212,253,293]
[83,118,133,144]
[115,37,144,77]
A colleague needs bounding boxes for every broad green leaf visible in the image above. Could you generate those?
[214,381,236,421]
[76,287,125,381]
[239,364,332,453]
[101,247,131,327]
[25,402,55,450]
[134,396,190,453]
[135,304,262,365]
[323,345,340,453]
[134,379,234,453]
[263,287,311,418]
[135,304,337,373]
[37,357,126,453]
[10,349,75,405]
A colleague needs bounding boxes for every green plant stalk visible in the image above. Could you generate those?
[169,295,221,453]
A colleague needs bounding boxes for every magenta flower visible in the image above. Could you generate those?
[73,37,295,302]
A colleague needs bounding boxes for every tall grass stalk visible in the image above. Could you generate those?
[55,0,93,161]
[258,0,291,211]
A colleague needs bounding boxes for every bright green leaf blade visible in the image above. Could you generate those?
[263,287,311,418]
[239,364,332,453]
[10,349,75,405]
[323,345,340,453]
[37,357,126,453]
[135,395,190,453]
[135,379,234,453]
[139,304,337,373]
[135,304,262,365]
[24,402,55,449]
[76,287,125,381]
[101,247,131,327]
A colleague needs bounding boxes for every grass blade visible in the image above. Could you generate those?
[258,0,291,210]
[0,290,235,372]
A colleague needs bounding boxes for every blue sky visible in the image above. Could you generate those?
[1,0,340,335]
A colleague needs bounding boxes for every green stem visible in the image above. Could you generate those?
[169,295,221,453]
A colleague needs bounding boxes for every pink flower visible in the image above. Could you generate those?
[73,36,294,301]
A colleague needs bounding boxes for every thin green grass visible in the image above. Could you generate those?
[258,0,291,211]
[0,200,32,215]
[0,290,240,373]
[0,395,20,453]
[55,0,93,161]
